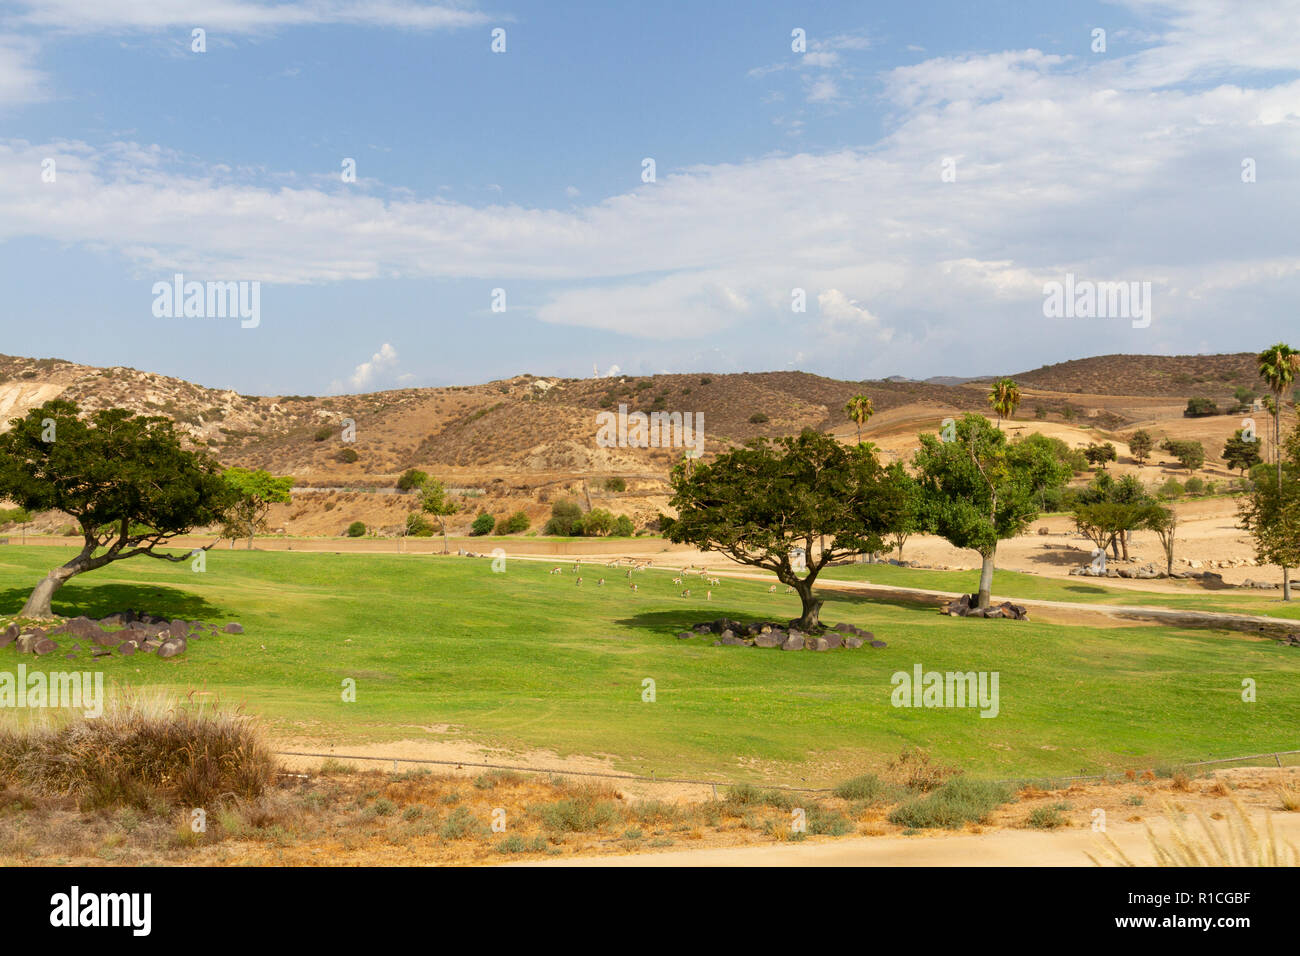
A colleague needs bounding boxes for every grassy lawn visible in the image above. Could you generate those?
[2,545,1297,785]
[821,562,1300,621]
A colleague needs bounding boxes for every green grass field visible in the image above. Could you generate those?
[2,545,1297,786]
[822,562,1300,620]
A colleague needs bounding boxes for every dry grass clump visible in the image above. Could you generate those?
[0,691,273,812]
[1090,796,1299,867]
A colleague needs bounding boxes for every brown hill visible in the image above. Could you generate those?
[1011,353,1260,397]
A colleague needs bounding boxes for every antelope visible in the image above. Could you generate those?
[768,584,777,593]
[630,583,639,592]
[785,586,794,593]
[681,589,691,598]
[598,578,605,586]
[575,576,583,586]
[549,567,563,575]
[672,576,683,585]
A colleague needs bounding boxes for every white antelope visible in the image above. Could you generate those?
[550,567,563,575]
[672,576,683,585]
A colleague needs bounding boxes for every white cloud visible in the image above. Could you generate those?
[0,34,47,107]
[347,342,399,390]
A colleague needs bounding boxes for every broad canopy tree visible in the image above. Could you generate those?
[663,429,902,630]
[0,401,237,619]
[914,414,1068,608]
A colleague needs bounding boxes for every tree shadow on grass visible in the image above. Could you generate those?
[0,583,227,622]
[612,607,757,634]
[1063,585,1109,594]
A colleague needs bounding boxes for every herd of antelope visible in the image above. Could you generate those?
[545,559,754,600]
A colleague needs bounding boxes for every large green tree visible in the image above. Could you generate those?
[914,414,1067,608]
[0,401,236,618]
[222,467,294,549]
[1256,342,1299,599]
[662,429,901,630]
[1239,425,1300,602]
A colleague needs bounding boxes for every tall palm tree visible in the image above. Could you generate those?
[987,378,1022,429]
[1258,342,1299,600]
[843,395,874,444]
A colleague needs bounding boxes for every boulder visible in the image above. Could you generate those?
[869,640,887,649]
[812,637,830,651]
[0,624,17,648]
[16,633,39,653]
[141,640,162,653]
[780,633,805,651]
[117,640,138,656]
[822,633,843,650]
[844,636,864,649]
[719,629,735,641]
[753,631,782,648]
[98,613,126,627]
[676,631,694,640]
[33,638,58,656]
[720,635,746,647]
[158,637,187,658]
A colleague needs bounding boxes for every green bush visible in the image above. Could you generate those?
[1158,478,1184,499]
[887,777,1013,830]
[0,506,32,526]
[603,477,626,493]
[1183,397,1219,418]
[748,412,769,424]
[542,499,583,536]
[335,448,359,464]
[313,426,333,442]
[470,512,495,536]
[346,521,366,537]
[612,514,635,537]
[1026,803,1069,829]
[834,773,888,802]
[396,469,428,491]
[1183,476,1205,495]
[535,795,619,832]
[405,513,434,537]
[495,511,530,535]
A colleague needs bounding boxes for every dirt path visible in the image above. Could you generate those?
[527,810,1300,867]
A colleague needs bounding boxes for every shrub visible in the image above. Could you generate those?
[535,794,619,832]
[834,773,889,802]
[748,412,769,424]
[397,469,428,491]
[1026,804,1069,829]
[542,499,583,536]
[612,514,635,537]
[1184,397,1219,418]
[346,521,366,537]
[335,448,359,464]
[1158,478,1184,499]
[887,778,1014,830]
[0,506,32,526]
[313,426,333,442]
[0,694,274,811]
[1183,476,1205,495]
[603,477,626,493]
[495,511,530,534]
[470,512,495,536]
[405,513,434,537]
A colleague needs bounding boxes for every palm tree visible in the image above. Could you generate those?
[987,378,1022,429]
[843,395,874,444]
[1258,342,1299,600]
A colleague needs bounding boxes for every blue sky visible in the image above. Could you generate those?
[1,1,1297,395]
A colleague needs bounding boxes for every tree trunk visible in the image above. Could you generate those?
[20,554,89,619]
[977,551,995,609]
[790,577,823,631]
[1285,567,1292,602]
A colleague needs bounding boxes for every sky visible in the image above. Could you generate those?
[0,0,1297,396]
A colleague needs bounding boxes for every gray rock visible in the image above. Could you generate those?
[844,636,864,649]
[158,637,187,658]
[0,624,17,648]
[781,634,805,651]
[719,629,735,640]
[720,635,746,646]
[677,631,694,640]
[812,637,830,651]
[117,640,138,656]
[33,638,58,656]
[822,633,843,650]
[753,631,783,648]
[869,640,887,649]
[16,633,38,653]
[223,623,244,634]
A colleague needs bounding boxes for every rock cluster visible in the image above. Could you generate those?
[939,593,1029,620]
[677,617,886,651]
[1,611,244,660]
